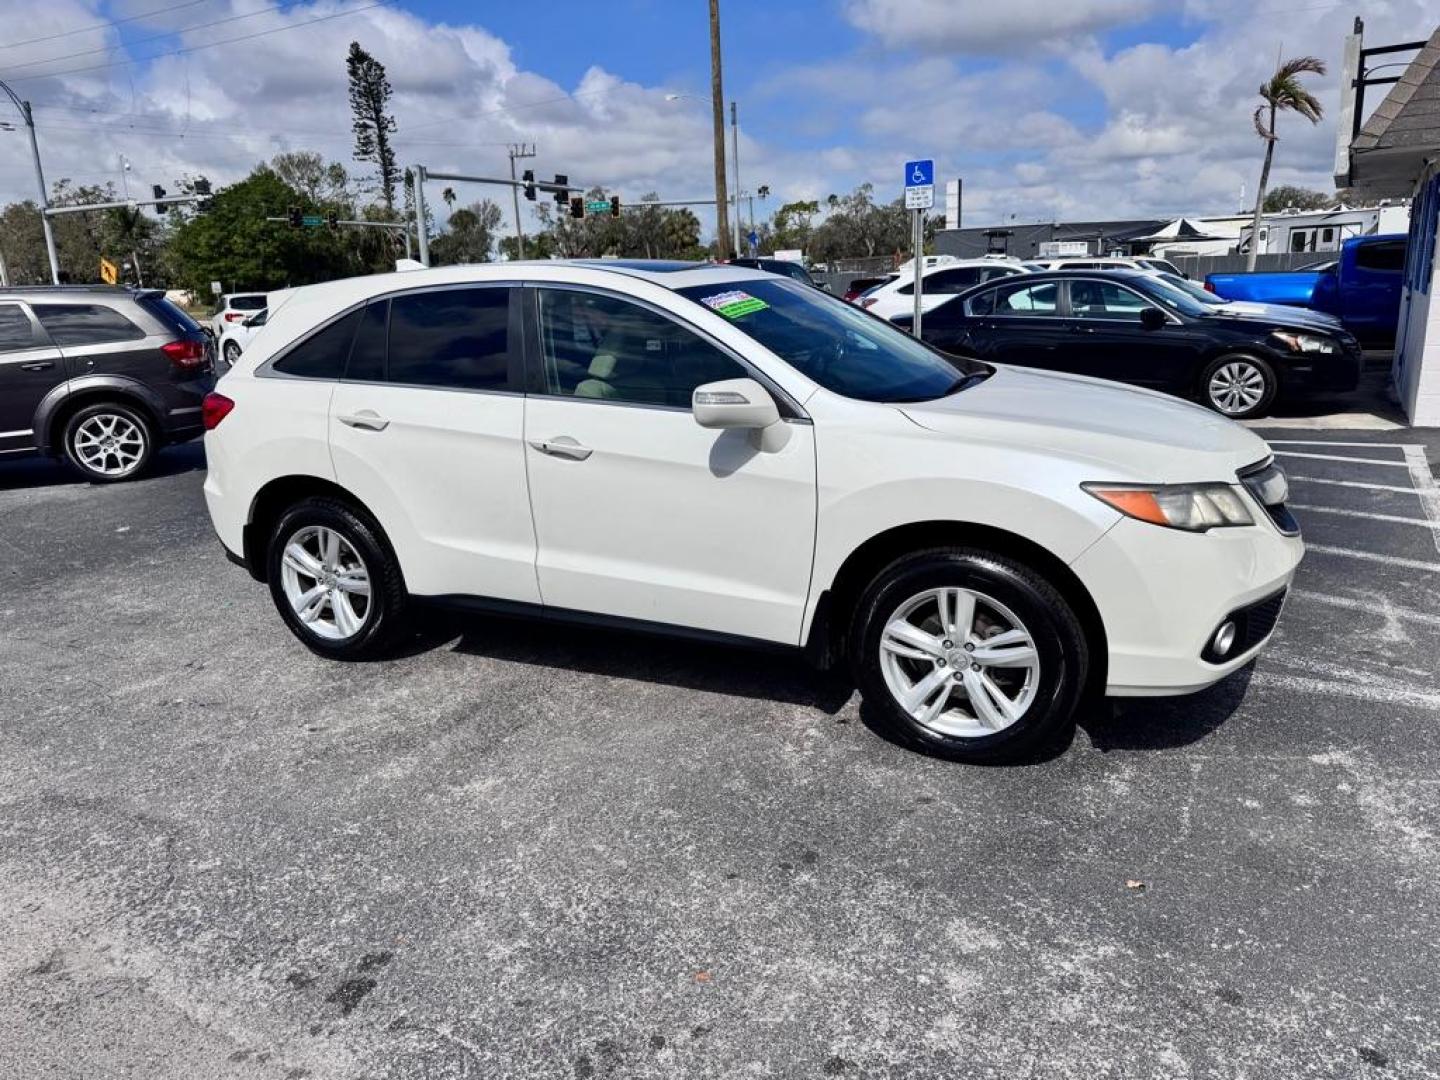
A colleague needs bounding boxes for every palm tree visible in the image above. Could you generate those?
[1245,55,1326,270]
[441,186,457,210]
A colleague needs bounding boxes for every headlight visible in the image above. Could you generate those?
[1272,330,1338,354]
[1083,482,1255,531]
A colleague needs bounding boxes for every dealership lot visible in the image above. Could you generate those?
[3,432,1440,1079]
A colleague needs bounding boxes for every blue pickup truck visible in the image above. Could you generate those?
[1205,234,1407,346]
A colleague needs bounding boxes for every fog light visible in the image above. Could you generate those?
[1212,621,1237,658]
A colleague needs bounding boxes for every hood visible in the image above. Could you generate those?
[1204,304,1345,334]
[900,365,1270,484]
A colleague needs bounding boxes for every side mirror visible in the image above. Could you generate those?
[692,377,780,430]
[1140,306,1167,331]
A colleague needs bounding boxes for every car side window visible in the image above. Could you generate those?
[972,280,1059,317]
[272,309,361,379]
[1355,241,1405,272]
[0,303,39,353]
[386,287,512,391]
[344,300,388,382]
[32,304,146,346]
[1067,281,1151,322]
[536,288,747,408]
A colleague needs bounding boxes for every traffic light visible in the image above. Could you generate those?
[569,196,585,220]
[192,176,211,196]
[552,174,568,205]
[522,169,536,201]
[288,206,303,228]
[151,185,167,213]
[610,195,621,218]
[327,210,339,230]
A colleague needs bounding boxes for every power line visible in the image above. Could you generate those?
[1,4,286,76]
[0,3,383,84]
[0,0,210,51]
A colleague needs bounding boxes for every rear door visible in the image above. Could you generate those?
[960,278,1068,368]
[327,284,540,603]
[0,302,63,456]
[32,301,154,382]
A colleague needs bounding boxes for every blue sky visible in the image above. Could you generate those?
[0,0,1435,238]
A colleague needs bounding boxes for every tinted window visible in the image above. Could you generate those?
[676,278,980,404]
[32,304,146,346]
[0,304,38,352]
[248,310,268,327]
[1068,280,1150,321]
[137,293,203,333]
[538,288,746,407]
[968,280,1059,317]
[1355,240,1405,272]
[345,300,387,382]
[386,288,511,391]
[272,309,361,379]
[229,295,266,311]
[899,267,983,296]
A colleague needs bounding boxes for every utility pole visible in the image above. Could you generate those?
[1,79,60,284]
[730,100,742,255]
[507,143,536,260]
[708,0,732,260]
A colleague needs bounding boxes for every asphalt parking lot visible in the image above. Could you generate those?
[3,427,1440,1079]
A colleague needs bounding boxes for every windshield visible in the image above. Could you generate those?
[1159,272,1224,305]
[676,278,982,403]
[1134,275,1211,317]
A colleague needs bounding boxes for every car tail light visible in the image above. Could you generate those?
[161,338,207,371]
[202,392,235,430]
[224,311,247,322]
[1203,280,1216,293]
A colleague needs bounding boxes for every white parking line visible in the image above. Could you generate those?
[1287,475,1423,496]
[1254,670,1440,710]
[1290,504,1436,527]
[1268,440,1410,449]
[1401,445,1440,558]
[1273,450,1411,468]
[1291,589,1440,628]
[1303,543,1440,572]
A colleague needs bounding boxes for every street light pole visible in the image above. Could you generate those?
[1,80,60,284]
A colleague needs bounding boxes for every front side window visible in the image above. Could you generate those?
[1067,281,1151,321]
[387,287,512,391]
[968,280,1059,317]
[676,278,979,404]
[32,304,146,346]
[0,304,38,352]
[537,288,746,407]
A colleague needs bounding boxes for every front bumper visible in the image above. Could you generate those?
[1071,515,1304,697]
[1283,341,1363,393]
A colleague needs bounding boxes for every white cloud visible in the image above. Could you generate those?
[844,0,1155,52]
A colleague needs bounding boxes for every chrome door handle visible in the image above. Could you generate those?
[528,436,592,461]
[338,411,389,431]
[20,361,54,371]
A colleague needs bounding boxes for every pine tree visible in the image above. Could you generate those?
[346,42,399,212]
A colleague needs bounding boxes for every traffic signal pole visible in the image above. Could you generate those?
[1,80,60,284]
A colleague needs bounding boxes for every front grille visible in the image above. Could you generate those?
[1202,588,1288,663]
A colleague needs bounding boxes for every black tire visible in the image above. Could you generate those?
[223,340,241,366]
[1199,353,1277,420]
[265,496,410,660]
[850,547,1088,764]
[61,400,155,483]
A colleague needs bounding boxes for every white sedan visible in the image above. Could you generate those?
[201,260,1302,763]
[859,259,1028,320]
[217,308,267,367]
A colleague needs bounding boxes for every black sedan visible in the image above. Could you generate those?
[892,269,1362,419]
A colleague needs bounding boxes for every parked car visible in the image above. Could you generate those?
[894,269,1361,420]
[726,257,823,289]
[0,285,214,481]
[1031,255,1184,276]
[203,260,1301,764]
[843,275,893,302]
[1153,271,1346,331]
[210,292,267,337]
[1204,234,1406,346]
[860,259,1027,320]
[218,308,268,366]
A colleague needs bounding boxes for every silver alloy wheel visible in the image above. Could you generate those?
[878,586,1041,739]
[72,413,147,477]
[280,526,372,641]
[1207,361,1267,415]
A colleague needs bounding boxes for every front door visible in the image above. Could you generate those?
[0,302,64,456]
[522,285,817,645]
[1061,279,1197,389]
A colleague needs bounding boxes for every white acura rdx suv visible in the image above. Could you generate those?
[202,260,1302,763]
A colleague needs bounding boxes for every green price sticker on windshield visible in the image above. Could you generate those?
[700,290,769,319]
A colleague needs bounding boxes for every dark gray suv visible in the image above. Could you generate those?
[0,286,215,482]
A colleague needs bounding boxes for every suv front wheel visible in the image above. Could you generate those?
[851,548,1088,764]
[62,401,155,482]
[266,497,410,660]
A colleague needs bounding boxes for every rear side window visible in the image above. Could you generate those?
[1355,241,1405,272]
[32,304,146,346]
[968,280,1059,317]
[229,295,267,311]
[386,288,512,391]
[0,303,38,352]
[272,309,361,379]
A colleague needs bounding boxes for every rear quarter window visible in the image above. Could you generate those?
[136,293,202,334]
[32,304,146,346]
[271,309,362,379]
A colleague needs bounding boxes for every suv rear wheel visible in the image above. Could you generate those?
[850,547,1088,764]
[266,497,410,660]
[62,401,155,482]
